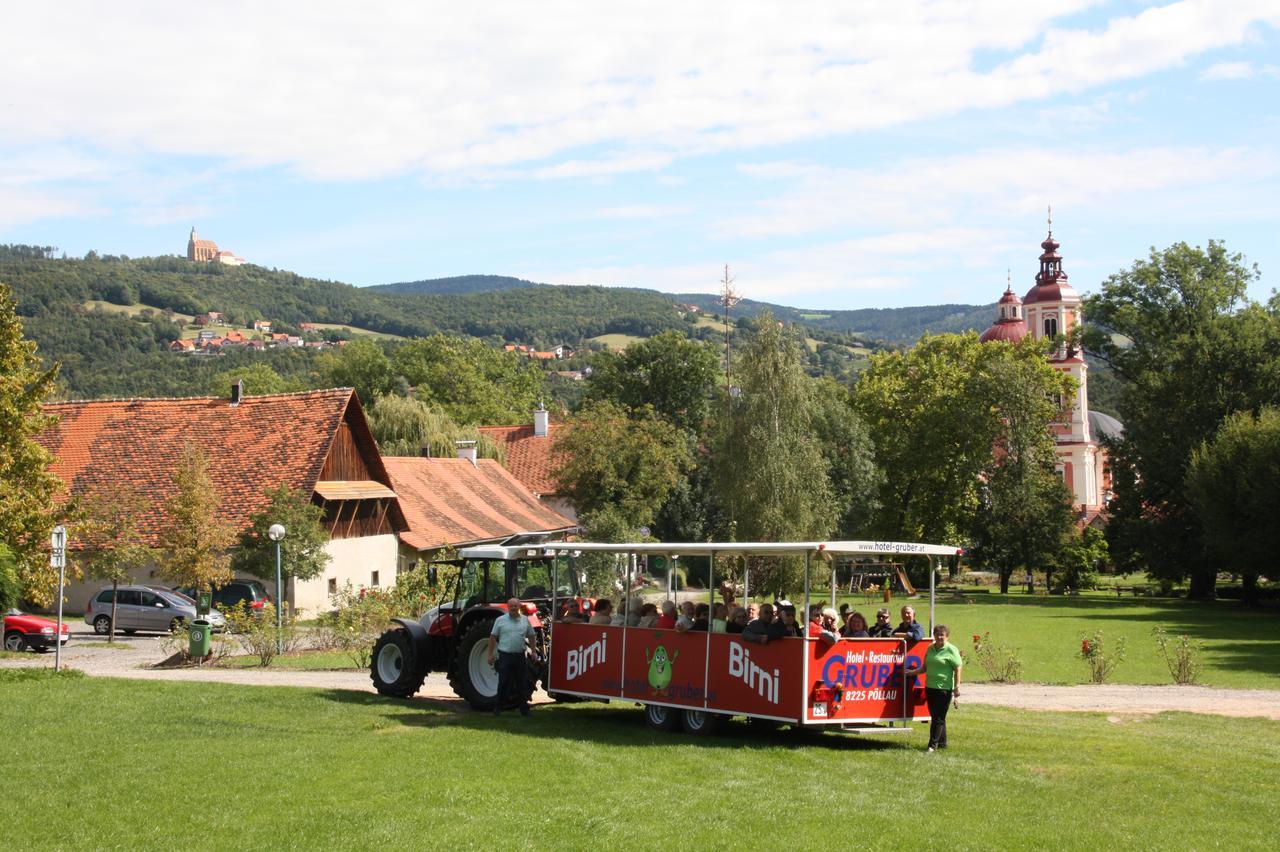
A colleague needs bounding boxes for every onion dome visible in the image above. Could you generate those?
[1023,210,1080,305]
[980,282,1028,343]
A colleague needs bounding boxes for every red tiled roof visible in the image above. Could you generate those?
[37,389,363,547]
[475,424,568,495]
[384,457,576,552]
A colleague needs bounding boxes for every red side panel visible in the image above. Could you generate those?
[546,622,624,694]
[704,634,804,721]
[805,638,932,723]
[620,628,708,708]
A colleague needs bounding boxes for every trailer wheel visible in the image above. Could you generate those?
[681,708,723,736]
[450,618,532,711]
[643,703,680,732]
[370,628,427,698]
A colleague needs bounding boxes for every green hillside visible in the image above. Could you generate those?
[370,274,541,295]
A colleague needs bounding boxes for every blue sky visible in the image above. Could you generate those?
[1,1,1277,309]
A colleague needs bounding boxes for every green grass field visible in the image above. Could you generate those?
[308,322,405,340]
[829,590,1280,689]
[589,332,647,349]
[2,670,1275,848]
[83,300,195,323]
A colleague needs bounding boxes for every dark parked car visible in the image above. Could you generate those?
[174,579,272,613]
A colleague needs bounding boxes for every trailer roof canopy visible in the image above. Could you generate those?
[460,539,960,560]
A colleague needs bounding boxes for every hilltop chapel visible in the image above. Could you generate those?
[978,221,1122,525]
[187,226,245,265]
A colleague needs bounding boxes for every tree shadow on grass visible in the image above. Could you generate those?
[377,698,911,752]
[979,595,1280,681]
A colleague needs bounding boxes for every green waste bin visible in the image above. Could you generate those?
[188,619,213,658]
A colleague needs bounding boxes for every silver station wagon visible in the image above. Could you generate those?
[85,585,225,635]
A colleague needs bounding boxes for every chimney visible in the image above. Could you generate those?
[533,402,549,437]
[230,379,244,407]
[455,440,477,466]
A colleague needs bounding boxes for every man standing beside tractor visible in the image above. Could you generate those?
[487,598,536,717]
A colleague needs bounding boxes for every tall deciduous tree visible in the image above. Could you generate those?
[155,443,235,601]
[1082,241,1280,599]
[969,343,1077,593]
[585,331,718,437]
[365,394,506,460]
[0,281,62,605]
[1186,407,1280,606]
[808,378,882,539]
[553,399,692,532]
[232,485,331,584]
[392,335,544,425]
[74,485,156,642]
[317,338,397,405]
[715,313,835,595]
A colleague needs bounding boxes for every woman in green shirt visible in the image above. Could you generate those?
[904,624,963,751]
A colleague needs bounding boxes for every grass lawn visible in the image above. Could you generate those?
[831,590,1280,689]
[2,670,1276,848]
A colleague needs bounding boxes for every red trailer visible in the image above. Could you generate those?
[543,540,959,735]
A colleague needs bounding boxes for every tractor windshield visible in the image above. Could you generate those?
[511,559,574,600]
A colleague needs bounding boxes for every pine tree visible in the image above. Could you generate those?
[155,443,235,601]
[0,281,62,605]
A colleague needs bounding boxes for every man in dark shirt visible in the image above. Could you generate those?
[894,605,925,641]
[742,604,787,644]
[868,608,894,638]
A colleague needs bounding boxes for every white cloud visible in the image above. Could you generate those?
[1199,60,1280,79]
[1,1,1274,182]
[722,145,1279,237]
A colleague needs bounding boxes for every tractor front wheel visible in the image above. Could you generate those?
[370,628,427,698]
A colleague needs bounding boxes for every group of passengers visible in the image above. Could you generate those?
[557,596,927,644]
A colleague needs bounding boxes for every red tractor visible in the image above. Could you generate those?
[369,538,583,710]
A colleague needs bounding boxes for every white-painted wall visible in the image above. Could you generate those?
[292,533,400,616]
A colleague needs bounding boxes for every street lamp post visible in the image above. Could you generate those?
[268,524,286,655]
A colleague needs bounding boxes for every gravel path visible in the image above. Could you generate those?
[7,625,1280,719]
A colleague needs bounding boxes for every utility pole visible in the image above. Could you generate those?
[719,265,741,538]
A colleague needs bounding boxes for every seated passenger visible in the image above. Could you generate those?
[894,605,925,641]
[842,611,870,638]
[655,600,678,630]
[636,602,659,628]
[779,605,803,638]
[746,603,759,621]
[725,607,748,634]
[690,603,710,631]
[589,599,614,625]
[808,606,840,645]
[743,604,787,644]
[559,601,585,624]
[742,601,788,639]
[675,600,696,632]
[868,607,894,637]
[711,603,729,633]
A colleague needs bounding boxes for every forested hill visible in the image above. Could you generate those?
[674,293,994,343]
[371,274,542,295]
[0,252,688,344]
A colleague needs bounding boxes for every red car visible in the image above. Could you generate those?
[3,609,71,653]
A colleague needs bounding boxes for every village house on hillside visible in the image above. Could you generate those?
[187,227,245,266]
[477,405,577,521]
[383,451,577,569]
[38,386,406,615]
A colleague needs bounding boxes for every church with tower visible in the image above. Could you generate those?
[979,217,1121,522]
[186,227,245,265]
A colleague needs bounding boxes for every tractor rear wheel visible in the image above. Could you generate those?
[370,628,427,698]
[450,618,534,711]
